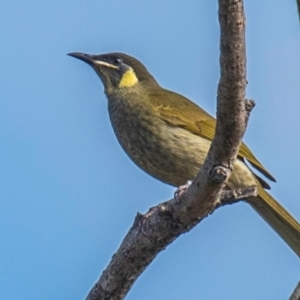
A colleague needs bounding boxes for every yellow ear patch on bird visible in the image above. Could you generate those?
[119,68,138,88]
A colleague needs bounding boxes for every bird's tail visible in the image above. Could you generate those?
[249,187,300,258]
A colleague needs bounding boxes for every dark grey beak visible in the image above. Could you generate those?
[67,52,96,65]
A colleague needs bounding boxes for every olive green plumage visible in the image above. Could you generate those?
[68,52,300,257]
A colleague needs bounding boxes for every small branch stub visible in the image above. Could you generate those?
[245,98,255,114]
[218,186,258,207]
[209,165,230,183]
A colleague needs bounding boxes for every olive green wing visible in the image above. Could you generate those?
[149,88,276,183]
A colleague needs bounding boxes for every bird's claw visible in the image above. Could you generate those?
[174,180,192,201]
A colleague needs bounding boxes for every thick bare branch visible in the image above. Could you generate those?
[86,1,251,299]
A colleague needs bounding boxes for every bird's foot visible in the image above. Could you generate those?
[174,180,192,201]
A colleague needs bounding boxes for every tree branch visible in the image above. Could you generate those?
[86,1,252,299]
[290,282,300,300]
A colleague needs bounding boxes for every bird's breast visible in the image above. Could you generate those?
[107,93,210,186]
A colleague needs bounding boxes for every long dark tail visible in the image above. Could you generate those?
[249,187,300,258]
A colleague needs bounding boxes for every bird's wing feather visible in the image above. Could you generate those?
[148,88,276,183]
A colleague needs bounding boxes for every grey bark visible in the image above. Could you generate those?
[85,1,252,299]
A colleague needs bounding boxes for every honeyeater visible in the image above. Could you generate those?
[68,52,300,257]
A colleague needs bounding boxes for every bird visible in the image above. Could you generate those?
[68,51,300,257]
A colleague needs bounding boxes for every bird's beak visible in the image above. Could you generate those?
[68,52,96,65]
[68,52,118,69]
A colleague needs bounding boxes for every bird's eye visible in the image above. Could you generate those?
[113,57,122,65]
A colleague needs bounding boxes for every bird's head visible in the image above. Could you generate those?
[68,52,158,93]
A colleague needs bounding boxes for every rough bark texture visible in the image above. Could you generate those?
[291,282,300,300]
[86,1,251,299]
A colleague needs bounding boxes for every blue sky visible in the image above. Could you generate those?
[0,1,299,299]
